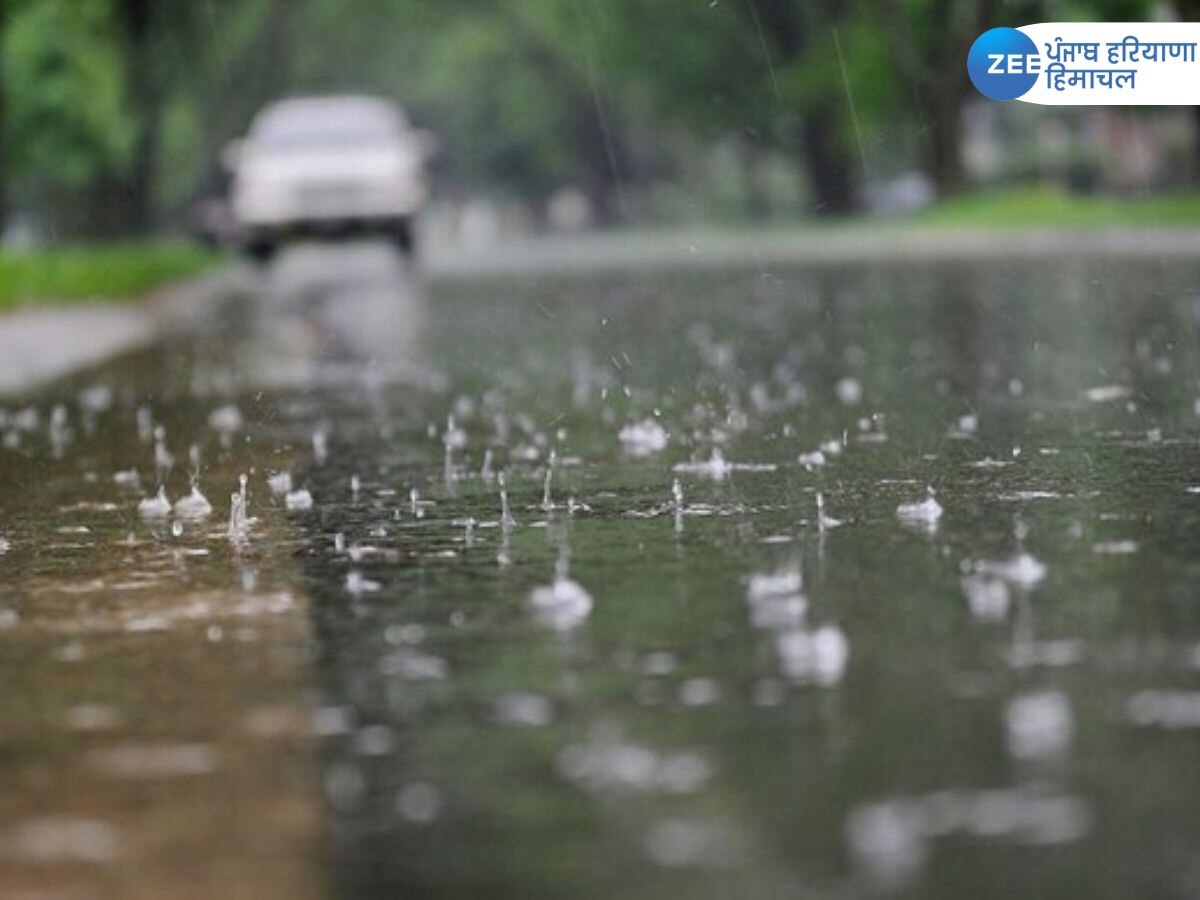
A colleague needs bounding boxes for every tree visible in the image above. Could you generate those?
[744,0,859,213]
[476,0,639,223]
[591,0,877,216]
[113,0,157,232]
[291,0,644,223]
[163,0,294,216]
[4,0,132,235]
[109,0,282,232]
[1173,0,1200,180]
[0,0,8,238]
[876,0,997,198]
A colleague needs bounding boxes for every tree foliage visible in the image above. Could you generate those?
[4,0,130,189]
[0,0,1190,237]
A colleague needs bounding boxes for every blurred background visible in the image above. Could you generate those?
[0,0,1197,252]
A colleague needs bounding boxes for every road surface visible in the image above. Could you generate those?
[1,239,1200,899]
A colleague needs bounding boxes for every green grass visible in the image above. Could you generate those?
[916,185,1200,228]
[0,242,216,311]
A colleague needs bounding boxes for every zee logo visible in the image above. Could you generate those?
[968,28,1041,100]
[986,53,1043,75]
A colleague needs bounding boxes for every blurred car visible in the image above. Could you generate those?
[226,95,432,261]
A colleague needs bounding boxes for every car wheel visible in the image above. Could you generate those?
[244,238,278,264]
[392,220,417,257]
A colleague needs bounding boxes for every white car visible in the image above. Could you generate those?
[227,95,432,260]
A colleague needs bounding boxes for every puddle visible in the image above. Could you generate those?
[3,248,1200,897]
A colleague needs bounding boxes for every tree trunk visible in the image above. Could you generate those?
[801,109,856,216]
[1193,106,1200,185]
[741,139,771,223]
[117,0,158,235]
[751,1,857,215]
[0,0,8,240]
[515,21,630,227]
[1180,0,1200,181]
[928,93,966,198]
[572,96,626,227]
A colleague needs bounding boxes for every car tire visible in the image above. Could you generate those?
[244,238,278,265]
[392,219,417,257]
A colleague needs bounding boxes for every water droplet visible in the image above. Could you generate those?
[137,487,171,519]
[285,488,314,511]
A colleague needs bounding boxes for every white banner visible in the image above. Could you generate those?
[1017,23,1200,105]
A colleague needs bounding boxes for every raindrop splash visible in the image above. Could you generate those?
[137,487,171,519]
[896,486,942,528]
[499,472,517,529]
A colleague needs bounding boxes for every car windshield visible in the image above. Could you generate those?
[252,102,401,150]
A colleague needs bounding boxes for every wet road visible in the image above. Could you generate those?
[2,242,1200,898]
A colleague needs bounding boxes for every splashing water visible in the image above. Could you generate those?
[896,486,943,527]
[979,552,1047,589]
[619,418,669,457]
[207,404,244,438]
[845,788,1090,889]
[345,571,382,596]
[227,491,248,543]
[557,725,711,794]
[673,448,775,480]
[776,625,849,686]
[48,404,70,457]
[977,521,1047,588]
[153,426,174,484]
[113,469,140,489]
[443,414,467,450]
[541,456,557,512]
[137,487,171,519]
[499,472,517,529]
[267,471,293,497]
[960,574,1010,621]
[136,405,153,443]
[285,488,314,511]
[492,692,553,728]
[173,486,213,520]
[836,376,863,406]
[226,474,251,543]
[1006,690,1073,761]
[442,415,466,483]
[816,492,843,531]
[798,449,827,470]
[746,567,803,600]
[673,448,733,481]
[529,548,593,631]
[745,566,806,630]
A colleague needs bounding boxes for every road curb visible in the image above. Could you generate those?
[426,226,1200,278]
[0,266,245,398]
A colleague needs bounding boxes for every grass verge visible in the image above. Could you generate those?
[0,242,216,312]
[916,186,1200,228]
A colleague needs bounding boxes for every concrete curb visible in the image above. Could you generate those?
[426,226,1200,278]
[0,266,245,398]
